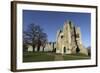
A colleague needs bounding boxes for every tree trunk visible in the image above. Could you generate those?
[37,45,40,51]
[32,45,35,52]
[42,46,45,52]
[37,39,41,52]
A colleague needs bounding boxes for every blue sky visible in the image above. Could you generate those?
[23,10,91,48]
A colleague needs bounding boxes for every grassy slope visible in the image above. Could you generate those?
[23,52,90,62]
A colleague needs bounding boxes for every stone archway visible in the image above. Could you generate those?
[63,47,66,54]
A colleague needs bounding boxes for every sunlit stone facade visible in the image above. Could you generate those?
[55,21,88,55]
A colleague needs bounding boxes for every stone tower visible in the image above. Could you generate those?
[56,20,88,55]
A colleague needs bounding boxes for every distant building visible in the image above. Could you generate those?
[44,42,56,52]
[27,45,33,52]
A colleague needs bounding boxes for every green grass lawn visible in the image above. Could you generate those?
[23,52,90,62]
[63,54,90,60]
[23,52,55,62]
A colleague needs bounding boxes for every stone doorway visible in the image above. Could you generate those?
[63,47,66,54]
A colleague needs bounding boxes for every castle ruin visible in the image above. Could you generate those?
[27,20,88,55]
[55,21,88,55]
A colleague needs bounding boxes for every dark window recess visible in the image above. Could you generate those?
[61,36,63,39]
[76,34,79,38]
[64,47,66,53]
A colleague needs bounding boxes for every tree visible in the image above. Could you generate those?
[23,23,48,52]
[23,37,27,52]
[23,23,36,52]
[40,33,48,52]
